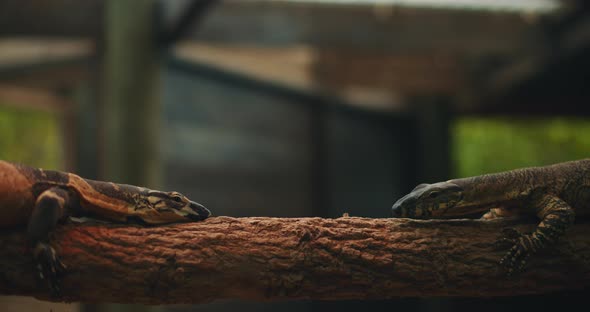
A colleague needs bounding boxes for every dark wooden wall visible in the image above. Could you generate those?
[323,109,411,218]
[162,66,313,217]
[161,59,412,220]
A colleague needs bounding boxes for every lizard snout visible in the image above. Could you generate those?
[188,201,212,220]
[391,203,403,217]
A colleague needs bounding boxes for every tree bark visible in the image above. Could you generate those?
[0,216,588,304]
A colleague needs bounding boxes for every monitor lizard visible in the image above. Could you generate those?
[391,159,588,275]
[0,160,211,296]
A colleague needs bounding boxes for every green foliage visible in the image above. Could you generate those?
[0,104,63,169]
[453,117,590,178]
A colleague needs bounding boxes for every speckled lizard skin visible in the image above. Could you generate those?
[0,160,210,296]
[392,159,588,275]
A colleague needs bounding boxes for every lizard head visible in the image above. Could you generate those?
[138,190,211,224]
[391,181,464,219]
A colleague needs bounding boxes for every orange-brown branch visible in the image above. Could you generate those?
[0,217,589,304]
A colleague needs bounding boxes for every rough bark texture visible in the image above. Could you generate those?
[0,217,589,304]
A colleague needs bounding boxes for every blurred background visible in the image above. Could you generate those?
[0,0,589,311]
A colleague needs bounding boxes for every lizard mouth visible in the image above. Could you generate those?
[436,193,464,216]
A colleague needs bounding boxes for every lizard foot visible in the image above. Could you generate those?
[493,228,522,249]
[495,228,532,276]
[33,242,67,297]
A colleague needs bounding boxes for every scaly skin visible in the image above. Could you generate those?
[0,160,211,296]
[391,159,589,275]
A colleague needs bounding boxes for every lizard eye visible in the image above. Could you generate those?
[172,195,183,202]
[428,191,440,198]
[168,192,183,202]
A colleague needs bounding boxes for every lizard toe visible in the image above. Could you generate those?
[499,244,518,266]
[494,237,516,250]
[499,236,532,277]
[516,254,530,273]
[33,242,66,297]
[494,228,523,250]
[501,228,523,240]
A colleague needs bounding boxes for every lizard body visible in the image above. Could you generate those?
[0,160,211,294]
[391,159,589,274]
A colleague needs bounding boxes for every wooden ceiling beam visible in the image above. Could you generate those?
[0,0,102,37]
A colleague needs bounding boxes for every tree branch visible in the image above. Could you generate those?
[0,217,589,304]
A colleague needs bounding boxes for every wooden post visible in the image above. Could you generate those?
[411,95,453,184]
[103,0,162,187]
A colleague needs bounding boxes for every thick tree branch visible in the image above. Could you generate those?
[0,217,589,304]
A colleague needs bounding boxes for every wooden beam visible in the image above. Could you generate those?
[0,217,588,304]
[0,59,90,91]
[0,84,71,112]
[474,9,590,116]
[188,2,535,54]
[0,0,102,37]
[161,0,220,47]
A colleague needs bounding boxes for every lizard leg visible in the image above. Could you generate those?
[481,208,504,220]
[498,194,574,276]
[481,207,519,220]
[27,187,70,297]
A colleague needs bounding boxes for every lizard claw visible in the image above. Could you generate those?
[495,228,532,276]
[500,228,522,240]
[493,228,522,250]
[34,242,66,297]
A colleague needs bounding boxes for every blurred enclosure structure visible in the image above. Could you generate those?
[1,0,590,311]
